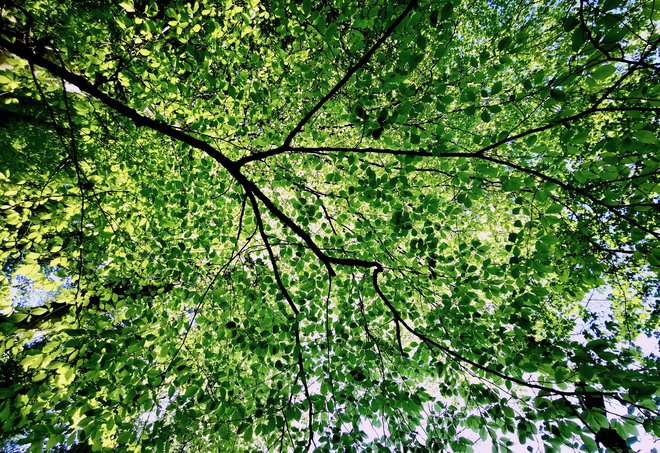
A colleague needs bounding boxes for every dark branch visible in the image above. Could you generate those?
[0,35,346,277]
[236,146,473,167]
[0,36,236,172]
[236,103,658,167]
[241,144,659,241]
[248,191,299,316]
[280,0,418,148]
[371,266,597,397]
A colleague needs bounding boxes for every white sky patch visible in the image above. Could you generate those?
[64,81,82,94]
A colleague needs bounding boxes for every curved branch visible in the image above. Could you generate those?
[0,35,346,276]
[372,266,596,397]
[477,154,659,241]
[248,191,299,316]
[246,192,314,449]
[236,103,658,167]
[241,144,659,240]
[578,0,660,72]
[0,36,237,172]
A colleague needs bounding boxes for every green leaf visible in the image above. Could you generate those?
[591,65,616,80]
[572,28,588,50]
[30,307,48,316]
[562,16,580,32]
[550,88,566,100]
[371,127,384,140]
[302,0,311,15]
[119,1,135,12]
[497,36,513,52]
[634,130,656,144]
[441,2,454,20]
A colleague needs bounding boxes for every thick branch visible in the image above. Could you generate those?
[0,36,346,276]
[0,37,236,172]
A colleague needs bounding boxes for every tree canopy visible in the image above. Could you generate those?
[0,0,659,451]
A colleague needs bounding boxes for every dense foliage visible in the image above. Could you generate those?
[1,0,658,451]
